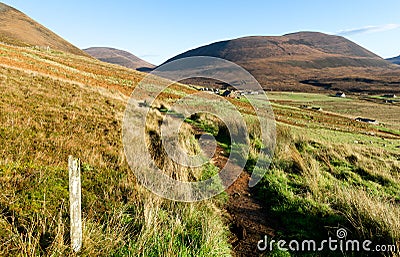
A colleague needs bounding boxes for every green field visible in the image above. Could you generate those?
[261,92,400,132]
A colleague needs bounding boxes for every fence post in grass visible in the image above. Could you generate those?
[68,155,82,252]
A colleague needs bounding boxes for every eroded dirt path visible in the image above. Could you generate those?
[195,129,276,257]
[225,172,275,256]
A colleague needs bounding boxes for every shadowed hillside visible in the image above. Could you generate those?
[0,3,89,57]
[387,55,400,65]
[84,47,155,70]
[163,32,400,93]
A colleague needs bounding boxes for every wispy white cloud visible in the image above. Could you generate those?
[139,54,160,58]
[337,23,400,36]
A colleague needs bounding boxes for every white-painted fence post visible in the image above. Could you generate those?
[68,156,82,252]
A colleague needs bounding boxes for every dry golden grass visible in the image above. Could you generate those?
[1,38,399,256]
[0,43,231,256]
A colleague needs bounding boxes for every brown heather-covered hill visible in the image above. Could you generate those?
[0,2,89,57]
[84,47,155,70]
[162,32,400,94]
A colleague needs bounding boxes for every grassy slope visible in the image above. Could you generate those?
[0,43,231,256]
[182,92,400,256]
[253,125,400,256]
[161,88,400,256]
[248,93,400,256]
[0,3,89,57]
[0,41,399,256]
[267,92,400,132]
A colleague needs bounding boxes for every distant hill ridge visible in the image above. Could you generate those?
[162,32,400,93]
[84,47,155,70]
[386,55,400,65]
[1,2,399,93]
[0,2,89,57]
[165,32,382,63]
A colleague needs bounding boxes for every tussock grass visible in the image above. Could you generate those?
[0,44,231,256]
[1,41,399,256]
[254,124,400,256]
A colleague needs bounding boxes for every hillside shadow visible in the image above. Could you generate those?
[136,67,154,72]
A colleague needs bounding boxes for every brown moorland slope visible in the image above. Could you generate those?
[84,47,155,70]
[162,32,400,93]
[0,2,89,57]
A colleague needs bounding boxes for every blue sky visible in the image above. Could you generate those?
[3,0,400,65]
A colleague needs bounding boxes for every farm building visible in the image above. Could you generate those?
[355,117,378,124]
[383,94,397,98]
[335,92,346,98]
[239,91,260,96]
[312,107,323,111]
[222,90,238,98]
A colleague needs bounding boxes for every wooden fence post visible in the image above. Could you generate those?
[68,156,82,252]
